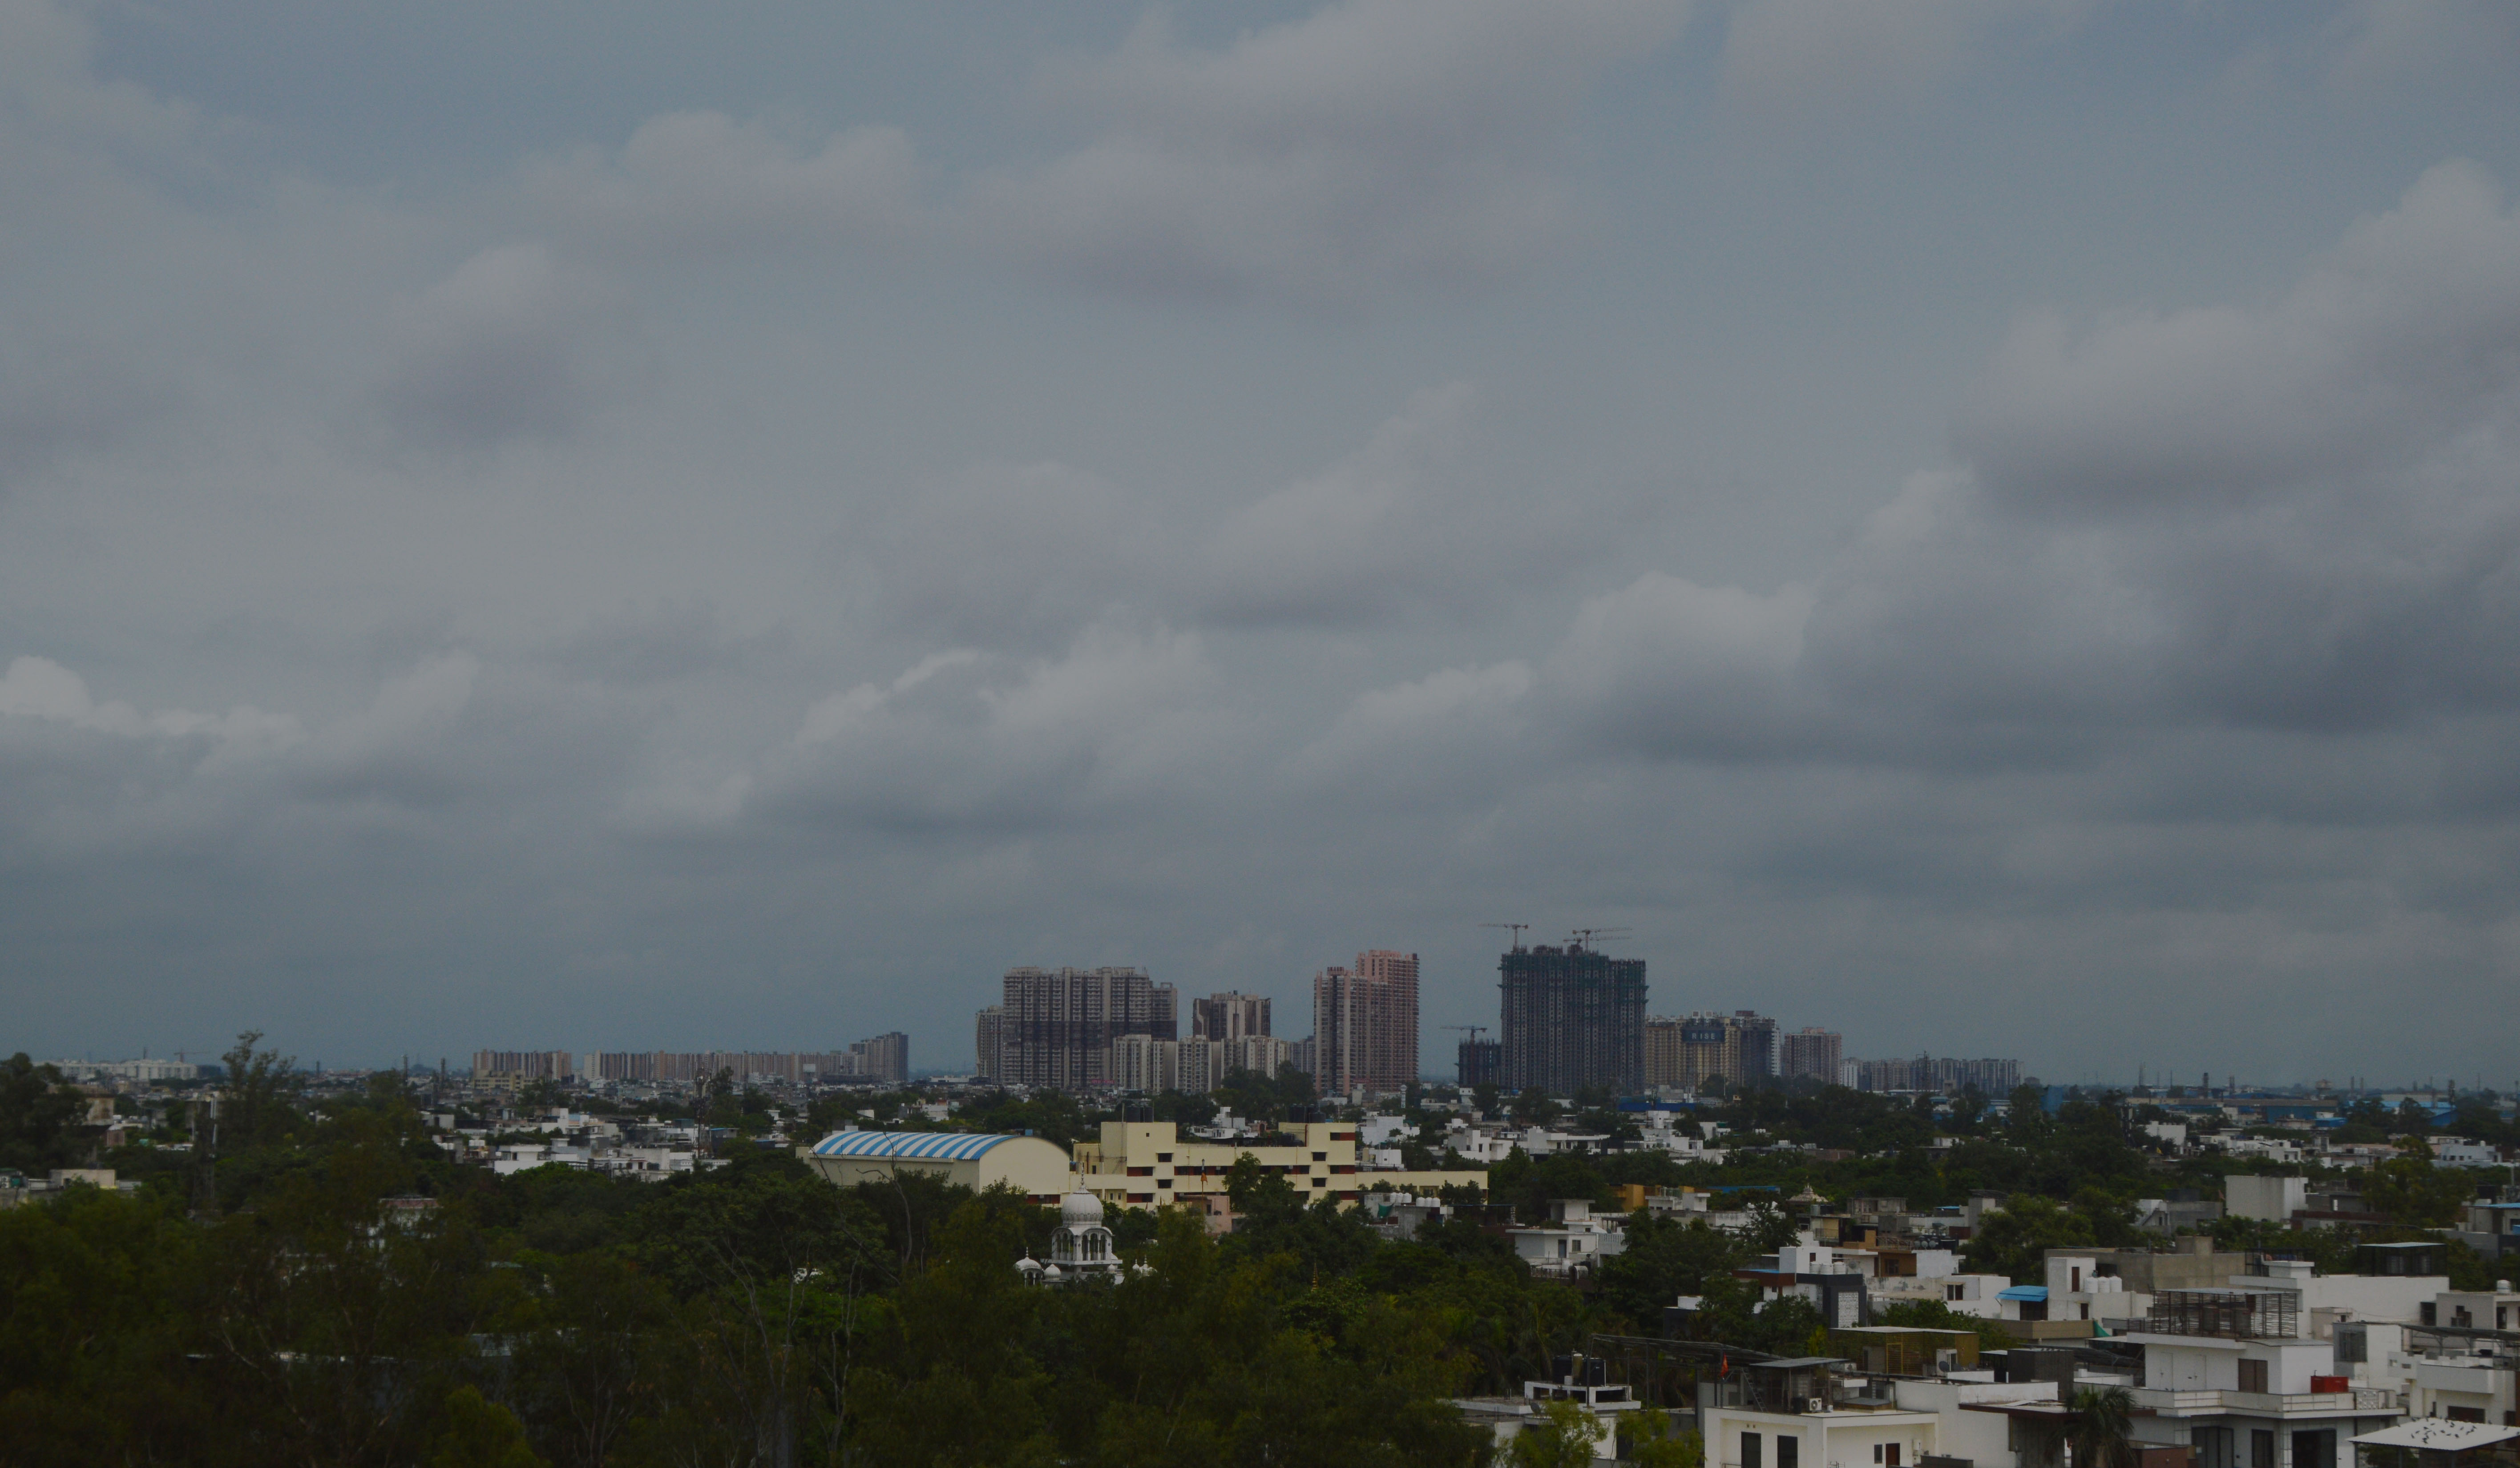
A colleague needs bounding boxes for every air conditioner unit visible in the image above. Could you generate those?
[1806,1398,1828,1414]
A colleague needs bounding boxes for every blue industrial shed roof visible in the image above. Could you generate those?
[809,1131,1021,1162]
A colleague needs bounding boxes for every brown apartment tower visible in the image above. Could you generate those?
[1191,992,1272,1041]
[1312,950,1419,1098]
[990,966,1176,1091]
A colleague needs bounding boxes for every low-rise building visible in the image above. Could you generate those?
[1071,1119,1483,1212]
[2119,1282,2400,1468]
[801,1130,1074,1202]
[1508,1198,1628,1279]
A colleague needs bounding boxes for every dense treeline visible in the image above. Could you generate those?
[0,1047,1821,1468]
[5,1047,2508,1464]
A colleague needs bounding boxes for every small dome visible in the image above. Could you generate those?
[1041,1262,1064,1280]
[1015,1254,1043,1275]
[1061,1190,1105,1226]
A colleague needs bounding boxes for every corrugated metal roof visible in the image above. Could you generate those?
[809,1131,1018,1161]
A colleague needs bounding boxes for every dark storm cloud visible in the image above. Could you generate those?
[5,0,2520,1081]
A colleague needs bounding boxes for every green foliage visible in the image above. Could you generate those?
[1964,1193,2097,1283]
[1876,1298,2016,1351]
[1595,1214,1746,1327]
[2068,1386,2138,1468]
[1510,1399,1603,1468]
[2362,1137,2476,1227]
[1625,1409,1705,1468]
[429,1387,548,1468]
[0,1052,87,1173]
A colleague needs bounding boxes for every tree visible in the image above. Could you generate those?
[1510,1399,1605,1468]
[1624,1408,1705,1468]
[217,1031,303,1153]
[0,1053,85,1173]
[1596,1216,1745,1327]
[1742,1199,1803,1255]
[427,1387,546,1468]
[2069,1386,2138,1468]
[1964,1194,2095,1283]
[1877,1299,2014,1351]
[2364,1137,2472,1227]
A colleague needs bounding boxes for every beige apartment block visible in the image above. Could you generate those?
[1072,1120,1483,1214]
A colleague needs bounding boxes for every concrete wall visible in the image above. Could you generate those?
[2225,1176,2307,1223]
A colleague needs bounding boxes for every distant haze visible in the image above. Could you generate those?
[4,1,2519,1085]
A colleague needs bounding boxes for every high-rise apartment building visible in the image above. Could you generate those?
[1498,944,1646,1094]
[1641,1011,1778,1093]
[1312,949,1419,1098]
[976,1006,1003,1081]
[1191,992,1272,1041]
[1779,1028,1842,1084]
[1731,1012,1779,1084]
[1643,1019,1684,1090]
[993,966,1177,1092]
[1458,1036,1502,1089]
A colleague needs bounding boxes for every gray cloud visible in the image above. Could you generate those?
[5,0,2520,1080]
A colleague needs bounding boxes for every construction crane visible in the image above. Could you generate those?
[1567,926,1632,952]
[1441,1024,1488,1040]
[1478,922,1530,952]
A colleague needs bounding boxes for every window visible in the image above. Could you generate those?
[1872,1445,1882,1463]
[1155,1153,1171,1163]
[2421,1303,2438,1326]
[1312,1151,1327,1161]
[1157,1178,1171,1189]
[1948,1284,1965,1302]
[2193,1427,2235,1468]
[2072,1267,2083,1291]
[1744,1432,1763,1468]
[2446,1408,2485,1425]
[2252,1431,2275,1468]
[2238,1359,2268,1395]
[1779,1437,1798,1468]
[1127,1167,1154,1177]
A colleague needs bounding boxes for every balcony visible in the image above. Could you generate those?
[2131,1387,2394,1418]
[2144,1290,2301,1340]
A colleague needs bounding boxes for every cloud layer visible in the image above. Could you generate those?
[4,0,2518,1082]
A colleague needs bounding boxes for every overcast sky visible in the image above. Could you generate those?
[5,0,2519,1086]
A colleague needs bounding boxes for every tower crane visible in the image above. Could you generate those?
[1567,926,1631,952]
[1478,922,1530,951]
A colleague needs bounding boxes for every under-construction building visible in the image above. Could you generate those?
[988,966,1177,1092]
[1498,943,1646,1094]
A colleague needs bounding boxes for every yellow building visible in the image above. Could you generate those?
[1072,1120,1486,1211]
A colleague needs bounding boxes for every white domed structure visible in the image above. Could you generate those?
[1049,1189,1118,1278]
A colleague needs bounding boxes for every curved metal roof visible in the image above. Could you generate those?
[809,1130,1023,1162]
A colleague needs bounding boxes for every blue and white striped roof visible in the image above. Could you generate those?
[809,1130,1019,1161]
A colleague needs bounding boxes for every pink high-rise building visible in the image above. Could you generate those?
[1312,949,1419,1098]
